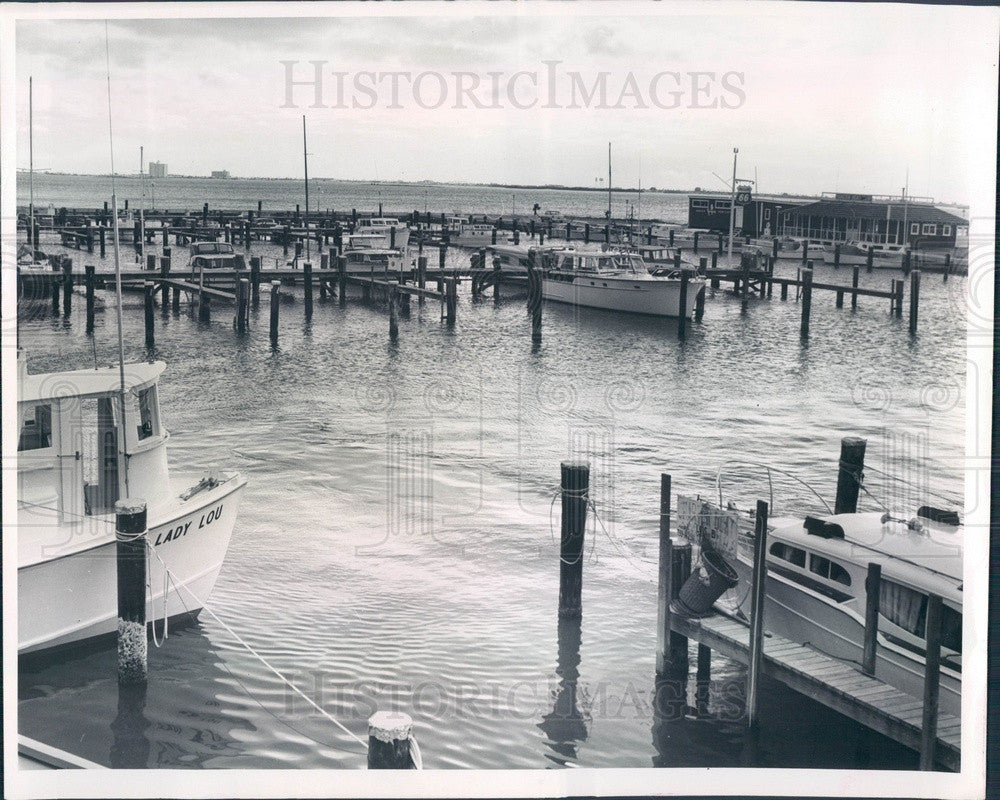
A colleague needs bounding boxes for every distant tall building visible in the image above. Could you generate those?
[149,161,167,178]
[211,170,230,179]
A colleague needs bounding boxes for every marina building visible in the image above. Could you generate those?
[688,191,967,248]
[149,161,167,178]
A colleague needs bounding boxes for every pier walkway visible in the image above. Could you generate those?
[671,608,961,771]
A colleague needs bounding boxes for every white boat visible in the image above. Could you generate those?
[720,504,962,719]
[354,217,411,250]
[187,241,241,271]
[17,351,247,656]
[745,236,810,260]
[344,247,408,276]
[541,248,705,317]
[17,243,51,272]
[821,241,908,268]
[449,222,496,248]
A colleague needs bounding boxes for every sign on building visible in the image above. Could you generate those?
[735,185,752,205]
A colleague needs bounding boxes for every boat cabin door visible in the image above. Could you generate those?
[57,395,121,518]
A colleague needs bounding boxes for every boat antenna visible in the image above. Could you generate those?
[105,21,130,496]
[637,150,642,245]
[607,141,612,225]
[28,76,34,257]
[302,115,310,260]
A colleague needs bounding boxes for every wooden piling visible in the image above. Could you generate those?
[303,262,313,320]
[144,282,155,348]
[895,279,904,318]
[943,253,951,282]
[694,285,705,321]
[172,284,181,314]
[492,257,501,305]
[116,499,148,686]
[445,277,457,324]
[250,257,261,307]
[62,258,73,317]
[834,436,867,515]
[919,594,943,770]
[802,240,809,265]
[558,461,589,620]
[269,281,280,345]
[800,268,813,338]
[198,265,210,321]
[693,231,700,252]
[100,227,106,257]
[836,289,844,308]
[51,268,60,316]
[85,265,96,332]
[677,272,689,340]
[338,255,347,304]
[389,287,399,341]
[852,266,860,309]
[235,278,249,334]
[746,499,769,729]
[367,711,416,769]
[833,244,841,269]
[669,542,692,671]
[417,255,427,304]
[655,474,673,675]
[528,254,542,345]
[862,562,881,677]
[909,270,920,335]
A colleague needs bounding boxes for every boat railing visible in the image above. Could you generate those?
[715,459,833,518]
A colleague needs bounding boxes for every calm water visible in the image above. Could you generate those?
[15,217,967,770]
[18,172,695,223]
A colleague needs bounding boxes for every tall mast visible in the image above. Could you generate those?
[105,22,129,496]
[303,115,310,260]
[901,168,909,249]
[607,142,612,225]
[727,147,738,262]
[28,76,34,253]
[139,145,145,263]
[637,152,641,245]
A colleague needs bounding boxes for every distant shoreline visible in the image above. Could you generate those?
[14,170,824,200]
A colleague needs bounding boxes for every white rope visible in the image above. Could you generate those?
[142,544,368,749]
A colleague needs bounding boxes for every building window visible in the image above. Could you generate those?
[713,200,730,211]
[922,223,937,235]
[691,199,709,210]
[942,225,952,236]
[770,542,806,567]
[764,208,771,220]
[809,554,852,586]
[910,222,920,235]
[18,404,53,451]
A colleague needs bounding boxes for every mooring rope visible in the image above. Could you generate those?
[141,543,369,749]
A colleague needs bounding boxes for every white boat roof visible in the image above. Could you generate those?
[19,361,166,403]
[776,511,963,585]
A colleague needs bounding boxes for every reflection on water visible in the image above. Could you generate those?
[538,618,588,766]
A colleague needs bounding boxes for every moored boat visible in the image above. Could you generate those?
[17,351,247,656]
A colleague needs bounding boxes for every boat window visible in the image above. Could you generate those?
[940,605,962,653]
[770,542,806,567]
[809,553,852,586]
[18,404,53,451]
[879,579,926,638]
[135,387,157,440]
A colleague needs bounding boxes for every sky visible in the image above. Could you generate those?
[11,2,1000,204]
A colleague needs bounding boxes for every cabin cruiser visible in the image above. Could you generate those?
[449,221,496,248]
[745,236,810,260]
[16,350,247,655]
[354,217,411,250]
[821,241,908,268]
[541,247,705,317]
[187,241,242,272]
[343,232,409,275]
[718,505,962,719]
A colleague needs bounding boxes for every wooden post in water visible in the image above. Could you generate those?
[389,286,399,341]
[417,255,427,305]
[746,499,769,729]
[833,243,841,269]
[895,279,904,318]
[558,461,589,620]
[85,265,96,332]
[852,266,860,309]
[144,282,155,348]
[338,255,348,305]
[527,252,542,345]
[836,289,844,308]
[62,258,73,317]
[669,542,691,671]
[198,265,210,321]
[694,285,705,322]
[919,594,943,770]
[834,436,867,514]
[655,474,673,675]
[943,253,951,282]
[247,256,260,308]
[269,281,280,346]
[677,272,689,340]
[493,257,501,305]
[801,239,809,265]
[172,283,181,314]
[908,270,920,335]
[236,278,249,335]
[303,262,313,320]
[367,711,416,769]
[862,562,881,677]
[116,499,148,686]
[51,267,61,316]
[100,227,106,258]
[445,277,457,324]
[799,268,813,338]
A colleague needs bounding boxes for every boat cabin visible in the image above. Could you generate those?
[358,218,401,229]
[188,241,238,270]
[547,250,648,274]
[18,355,171,522]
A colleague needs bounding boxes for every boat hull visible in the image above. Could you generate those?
[542,273,703,317]
[732,556,961,719]
[18,479,246,656]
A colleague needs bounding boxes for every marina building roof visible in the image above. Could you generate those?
[786,199,967,225]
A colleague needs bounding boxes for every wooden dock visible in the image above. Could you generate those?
[670,610,961,771]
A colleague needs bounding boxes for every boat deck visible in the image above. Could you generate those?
[672,610,961,771]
